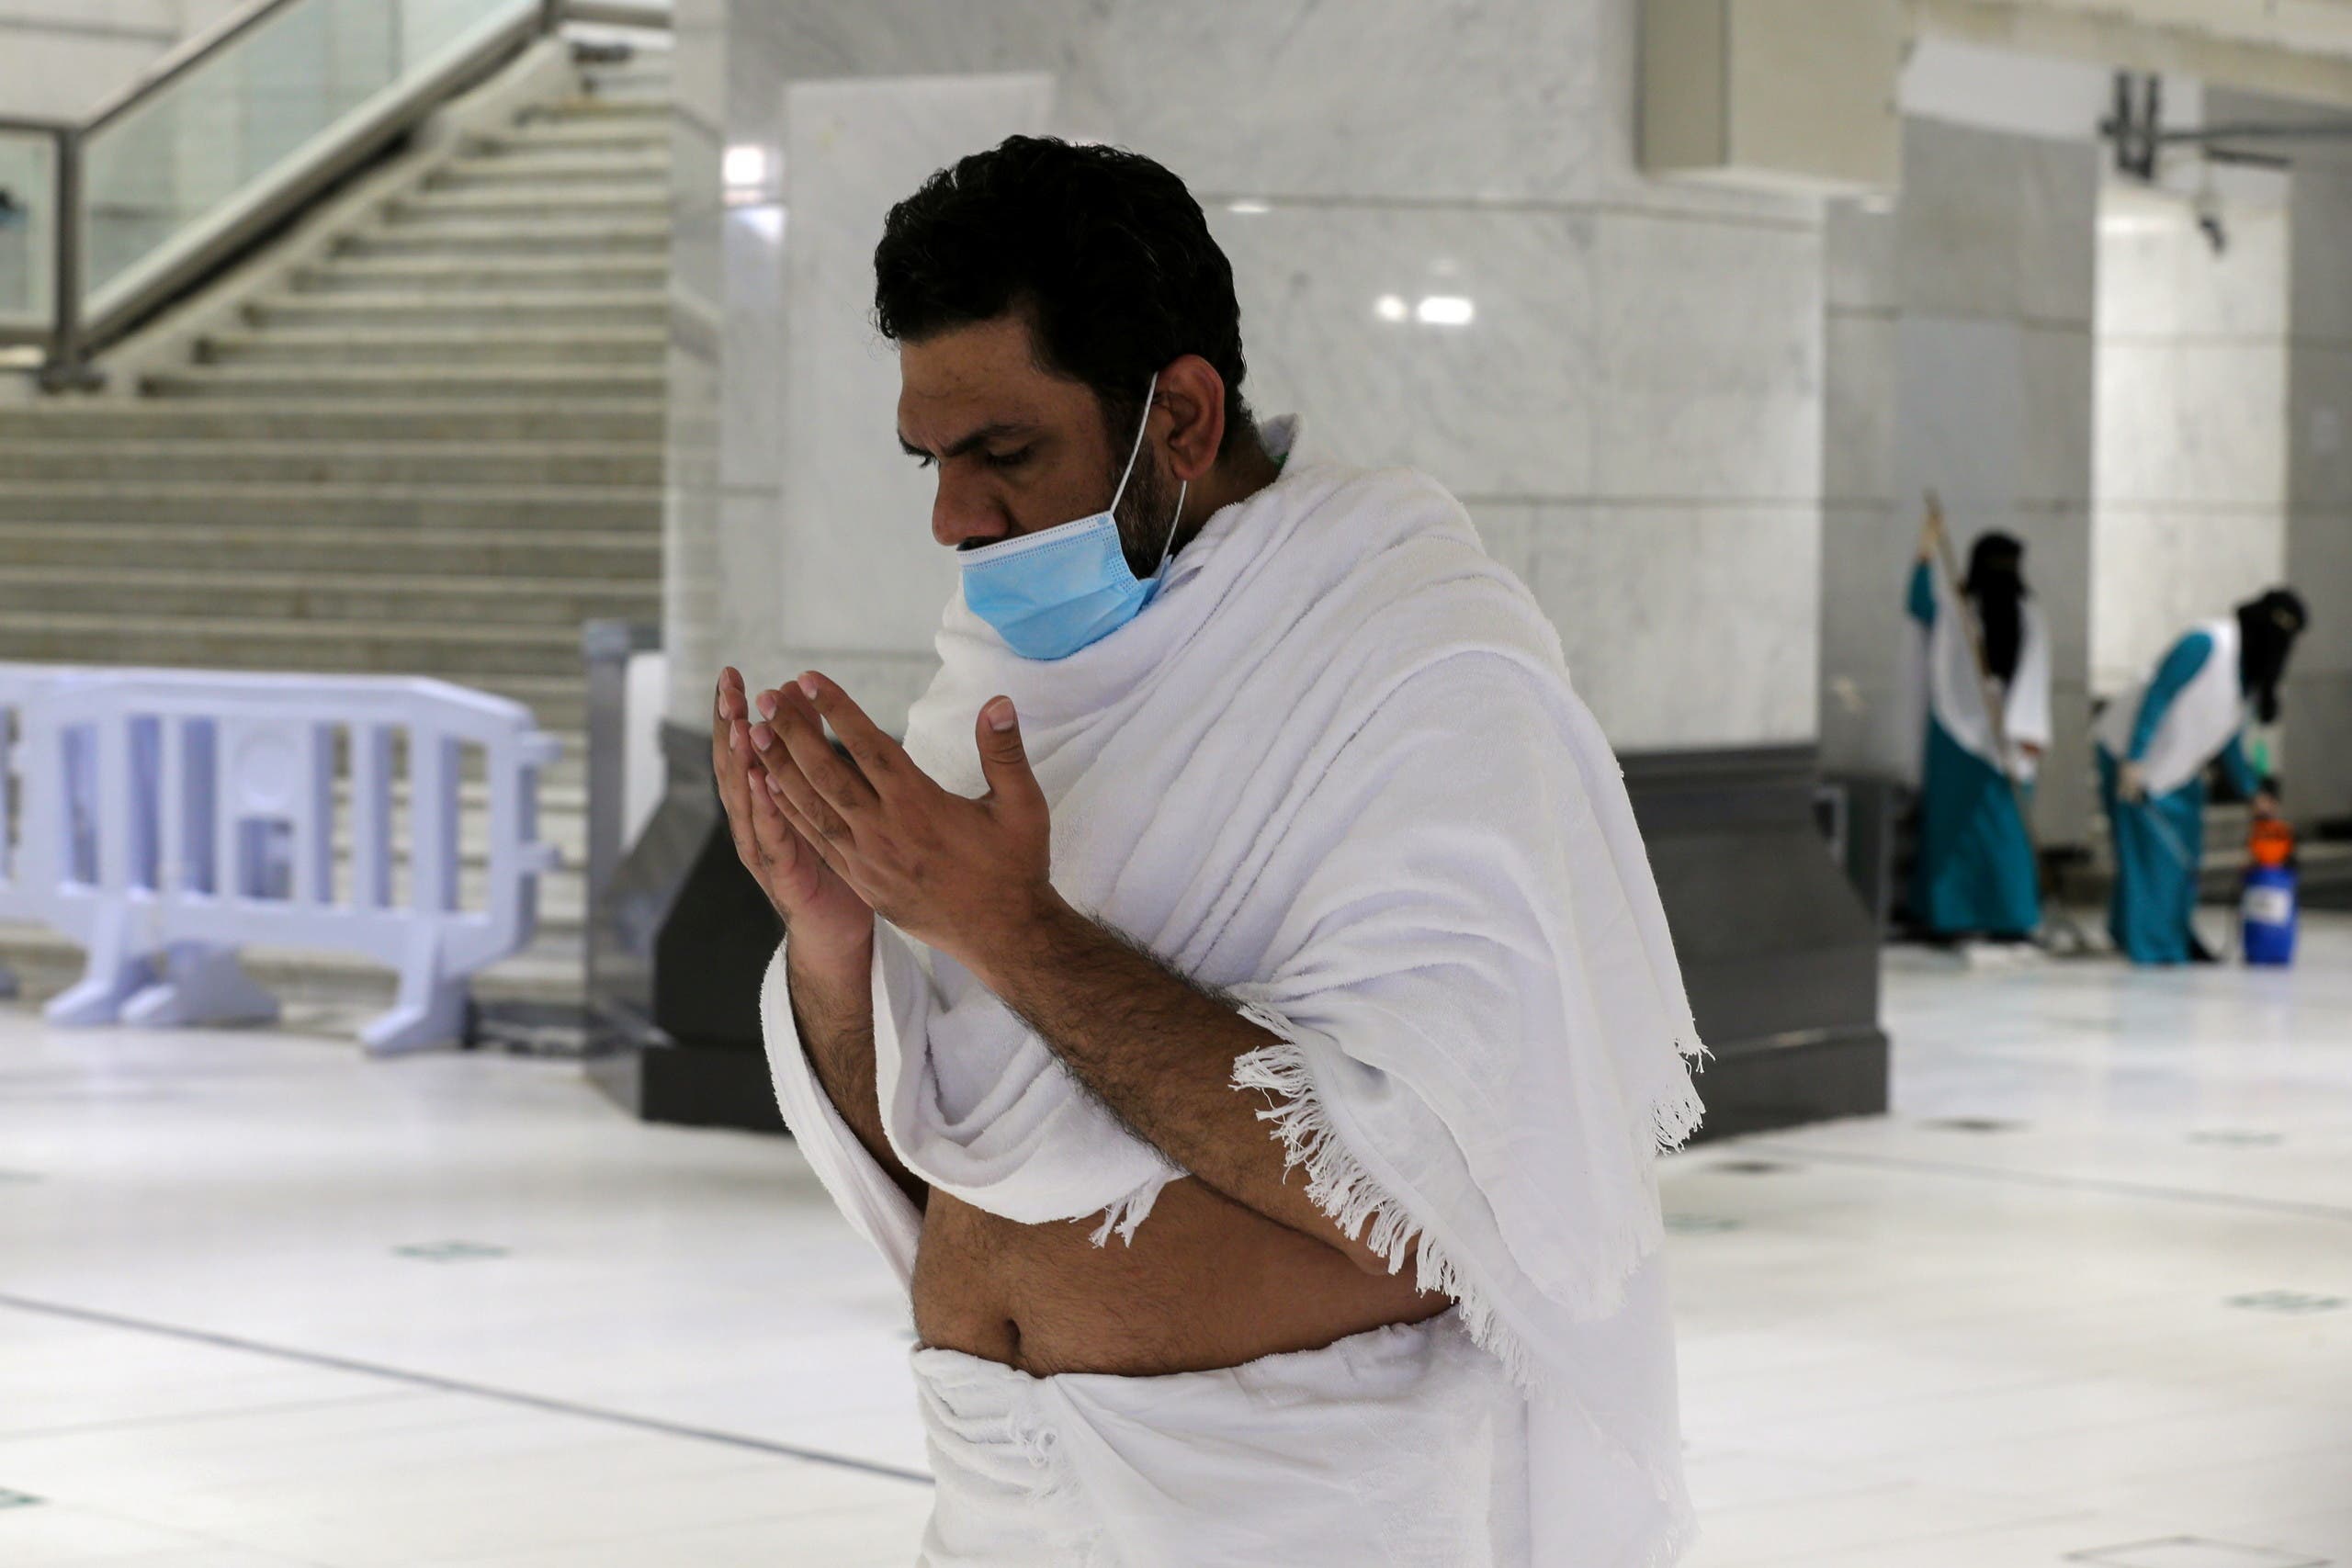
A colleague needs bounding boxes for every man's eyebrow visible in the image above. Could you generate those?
[898,423,1035,460]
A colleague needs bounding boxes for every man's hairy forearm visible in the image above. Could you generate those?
[786,936,927,1209]
[972,897,1390,1273]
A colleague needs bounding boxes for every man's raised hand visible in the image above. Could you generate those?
[711,667,873,965]
[744,671,1056,984]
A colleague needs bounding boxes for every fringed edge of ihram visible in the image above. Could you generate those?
[1229,1009,1705,1382]
[1227,1006,1707,1566]
[1085,1179,1163,1248]
[1227,1011,1545,1393]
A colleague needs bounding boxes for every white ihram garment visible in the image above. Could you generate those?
[762,422,1706,1565]
[914,1313,1529,1568]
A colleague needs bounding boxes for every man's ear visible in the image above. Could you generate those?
[1155,354,1227,482]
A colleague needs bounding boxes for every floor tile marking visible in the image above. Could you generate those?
[391,1241,509,1261]
[2224,1290,2346,1315]
[0,1488,40,1508]
[1740,1143,2352,1224]
[2065,1536,2328,1567]
[0,1291,933,1487]
[1663,1214,1744,1235]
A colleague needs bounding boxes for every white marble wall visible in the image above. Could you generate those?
[662,0,1829,756]
[1818,118,2100,845]
[2090,185,2290,701]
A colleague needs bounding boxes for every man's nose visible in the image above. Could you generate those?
[932,475,1010,550]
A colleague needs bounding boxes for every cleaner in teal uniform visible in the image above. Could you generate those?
[2094,589,2307,964]
[1905,525,2051,941]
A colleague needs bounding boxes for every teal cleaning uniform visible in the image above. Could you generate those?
[1906,562,2041,938]
[2097,631,2260,964]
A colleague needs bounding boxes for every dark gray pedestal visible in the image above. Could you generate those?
[590,732,1887,1143]
[585,721,786,1133]
[1623,747,1889,1141]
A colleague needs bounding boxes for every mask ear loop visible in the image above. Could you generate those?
[1116,371,1185,594]
[1146,479,1188,589]
[1105,370,1159,518]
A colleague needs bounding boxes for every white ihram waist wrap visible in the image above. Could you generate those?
[913,1312,1530,1568]
[761,437,1706,1564]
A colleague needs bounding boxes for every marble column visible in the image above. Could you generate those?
[1817,195,1908,783]
[1818,117,2100,849]
[2279,124,2352,824]
[2090,177,2290,703]
[639,0,1883,1134]
[2188,87,2352,826]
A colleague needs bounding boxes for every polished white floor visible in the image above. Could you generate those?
[2,920,2348,1567]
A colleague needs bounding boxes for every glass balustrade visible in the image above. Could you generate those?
[0,0,651,370]
[80,0,537,313]
[0,127,58,336]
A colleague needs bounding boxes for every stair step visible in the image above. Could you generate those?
[196,327,667,370]
[382,187,669,224]
[288,255,667,295]
[0,400,665,444]
[141,365,667,401]
[581,61,672,87]
[0,479,660,530]
[0,609,590,680]
[379,186,668,224]
[473,120,672,154]
[573,80,672,107]
[428,152,669,186]
[0,522,659,579]
[0,438,662,487]
[246,291,664,332]
[344,766,591,821]
[482,675,588,734]
[0,566,656,627]
[334,220,669,259]
[526,96,668,124]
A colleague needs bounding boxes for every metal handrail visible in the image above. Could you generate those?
[6,0,668,387]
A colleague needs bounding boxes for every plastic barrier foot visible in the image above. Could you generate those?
[44,902,148,1026]
[44,962,150,1027]
[361,981,467,1055]
[363,922,466,1054]
[119,942,280,1029]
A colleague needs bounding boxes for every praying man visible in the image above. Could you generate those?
[712,136,1706,1567]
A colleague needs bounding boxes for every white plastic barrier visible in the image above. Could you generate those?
[1,668,561,1054]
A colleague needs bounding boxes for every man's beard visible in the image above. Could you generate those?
[1111,447,1182,580]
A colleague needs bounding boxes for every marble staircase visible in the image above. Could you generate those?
[0,48,673,1024]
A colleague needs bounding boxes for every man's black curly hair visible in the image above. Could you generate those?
[874,136,1255,455]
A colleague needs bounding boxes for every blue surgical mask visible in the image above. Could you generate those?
[958,375,1188,660]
